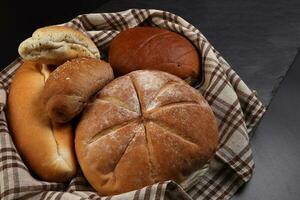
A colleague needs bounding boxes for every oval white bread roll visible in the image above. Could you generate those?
[7,61,77,182]
[18,26,100,65]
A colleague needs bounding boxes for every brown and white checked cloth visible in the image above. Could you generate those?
[0,9,265,200]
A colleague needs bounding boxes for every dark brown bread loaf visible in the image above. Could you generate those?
[75,70,218,195]
[42,57,114,123]
[109,27,200,83]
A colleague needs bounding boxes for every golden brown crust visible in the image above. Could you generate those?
[42,57,114,123]
[75,70,218,195]
[7,61,77,182]
[108,27,200,81]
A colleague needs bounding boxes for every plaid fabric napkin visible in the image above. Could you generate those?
[0,9,265,200]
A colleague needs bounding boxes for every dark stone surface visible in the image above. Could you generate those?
[232,50,300,200]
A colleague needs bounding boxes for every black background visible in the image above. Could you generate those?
[0,0,108,68]
[1,0,300,199]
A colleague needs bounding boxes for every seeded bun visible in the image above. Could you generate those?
[18,26,100,65]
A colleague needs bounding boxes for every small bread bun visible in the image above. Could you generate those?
[42,57,114,123]
[18,26,100,65]
[7,61,77,182]
[109,27,200,83]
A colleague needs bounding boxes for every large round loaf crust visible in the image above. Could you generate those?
[108,27,200,81]
[75,70,218,195]
[7,61,77,182]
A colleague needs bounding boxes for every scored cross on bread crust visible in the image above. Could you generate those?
[75,70,219,195]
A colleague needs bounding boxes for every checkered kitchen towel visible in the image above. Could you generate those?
[0,9,265,200]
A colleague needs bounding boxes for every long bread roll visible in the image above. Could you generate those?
[7,61,77,182]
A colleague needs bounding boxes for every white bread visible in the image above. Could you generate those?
[75,70,219,195]
[18,26,100,65]
[7,61,77,182]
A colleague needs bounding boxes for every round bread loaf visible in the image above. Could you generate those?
[75,70,218,195]
[108,27,200,83]
[7,61,77,182]
[42,57,114,123]
[18,26,100,65]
